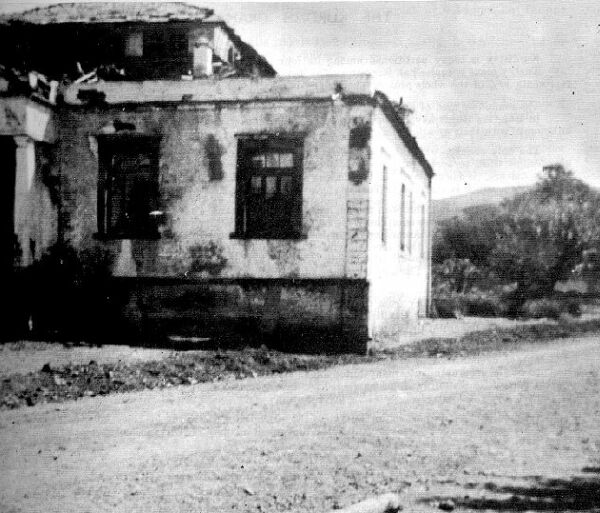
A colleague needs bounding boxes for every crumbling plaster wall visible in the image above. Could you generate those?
[344,106,372,280]
[57,98,358,279]
[367,107,431,339]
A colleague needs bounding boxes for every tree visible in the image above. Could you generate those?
[432,204,503,295]
[490,165,600,299]
[432,204,502,266]
[573,248,600,294]
[433,258,481,294]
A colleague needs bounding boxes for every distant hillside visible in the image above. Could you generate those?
[432,185,531,224]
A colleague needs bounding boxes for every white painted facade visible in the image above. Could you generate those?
[367,107,431,338]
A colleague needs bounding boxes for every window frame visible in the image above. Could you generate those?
[97,134,161,240]
[232,135,304,240]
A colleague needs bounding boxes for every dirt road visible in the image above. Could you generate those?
[1,337,599,512]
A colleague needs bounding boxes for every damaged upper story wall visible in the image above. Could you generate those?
[0,2,276,82]
[54,75,375,280]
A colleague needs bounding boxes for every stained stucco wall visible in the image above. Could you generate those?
[367,107,431,339]
[112,277,369,353]
[57,98,366,280]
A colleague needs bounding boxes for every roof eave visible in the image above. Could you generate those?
[373,90,434,179]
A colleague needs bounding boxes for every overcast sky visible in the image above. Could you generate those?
[3,1,600,198]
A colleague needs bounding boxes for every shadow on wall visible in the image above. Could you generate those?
[423,468,600,511]
[2,242,117,342]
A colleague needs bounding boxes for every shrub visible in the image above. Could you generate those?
[462,294,506,317]
[432,296,464,318]
[522,298,561,319]
[432,258,481,295]
[432,292,507,318]
[521,298,583,320]
[562,298,583,317]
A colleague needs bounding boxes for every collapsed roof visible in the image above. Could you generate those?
[0,2,276,86]
[0,2,219,25]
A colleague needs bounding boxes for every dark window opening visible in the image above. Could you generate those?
[408,190,413,254]
[381,165,387,245]
[98,136,160,239]
[420,203,426,259]
[144,30,166,57]
[234,137,303,239]
[400,183,406,251]
[144,29,189,58]
[168,31,189,56]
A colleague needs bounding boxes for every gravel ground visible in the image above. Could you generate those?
[376,315,552,350]
[3,320,600,410]
[1,336,598,513]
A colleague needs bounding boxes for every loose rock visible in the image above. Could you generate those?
[438,499,455,511]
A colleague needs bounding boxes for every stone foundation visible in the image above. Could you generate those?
[110,277,369,354]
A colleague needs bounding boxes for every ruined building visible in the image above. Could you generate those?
[0,3,433,353]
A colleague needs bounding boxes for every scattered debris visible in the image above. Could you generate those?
[74,69,97,84]
[437,499,455,511]
[52,375,66,386]
[0,347,353,409]
[0,66,60,104]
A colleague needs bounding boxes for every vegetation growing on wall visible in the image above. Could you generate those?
[188,241,227,276]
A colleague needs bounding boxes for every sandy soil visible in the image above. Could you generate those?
[1,336,599,513]
[378,316,550,349]
[377,303,600,350]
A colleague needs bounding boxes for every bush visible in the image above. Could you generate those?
[432,296,464,318]
[432,258,481,295]
[463,294,506,317]
[522,298,561,319]
[566,299,583,316]
[432,292,507,318]
[521,298,583,319]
